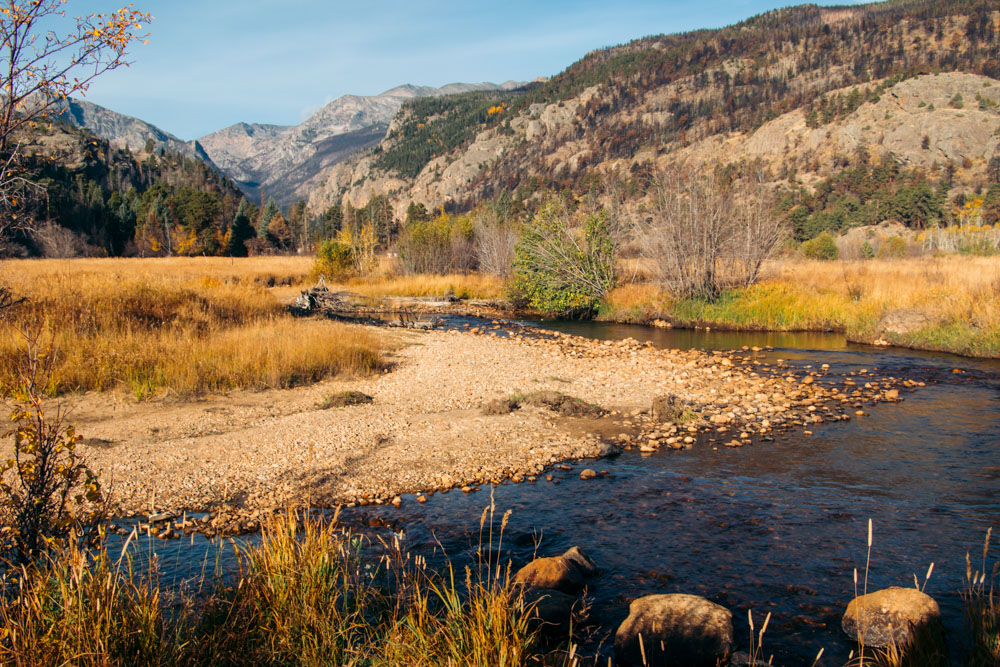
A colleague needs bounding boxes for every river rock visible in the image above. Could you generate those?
[513,556,584,594]
[522,587,577,635]
[580,468,597,480]
[842,587,942,649]
[595,440,622,458]
[614,594,733,667]
[562,546,599,578]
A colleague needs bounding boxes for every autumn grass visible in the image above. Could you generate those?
[601,257,1000,357]
[335,273,505,300]
[0,547,180,666]
[0,258,384,397]
[0,511,564,666]
[0,256,315,288]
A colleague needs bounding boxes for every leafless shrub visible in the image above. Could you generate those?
[635,166,785,300]
[728,171,785,288]
[32,222,85,258]
[473,205,519,278]
[449,228,477,273]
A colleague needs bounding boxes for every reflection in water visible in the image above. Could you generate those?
[532,319,855,354]
[114,324,1000,665]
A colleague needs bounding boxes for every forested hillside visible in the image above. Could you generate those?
[312,0,1000,221]
[6,121,247,258]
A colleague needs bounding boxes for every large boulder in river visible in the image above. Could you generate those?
[842,587,943,650]
[614,594,734,667]
[513,556,584,593]
[513,546,599,594]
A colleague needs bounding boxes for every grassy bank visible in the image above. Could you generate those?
[0,258,385,397]
[0,512,563,667]
[601,257,1000,358]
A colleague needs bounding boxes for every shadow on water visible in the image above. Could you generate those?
[111,321,1000,665]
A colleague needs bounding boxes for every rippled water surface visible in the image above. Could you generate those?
[120,323,1000,665]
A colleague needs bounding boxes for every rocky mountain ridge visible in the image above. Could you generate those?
[196,81,525,206]
[55,81,527,208]
[53,97,219,168]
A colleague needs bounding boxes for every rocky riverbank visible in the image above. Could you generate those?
[60,322,914,537]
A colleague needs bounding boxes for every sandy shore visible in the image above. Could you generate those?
[46,324,911,534]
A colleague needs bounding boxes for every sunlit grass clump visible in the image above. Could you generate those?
[339,273,505,300]
[964,529,1000,667]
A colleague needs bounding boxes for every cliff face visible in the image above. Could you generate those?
[197,82,524,206]
[306,3,1000,218]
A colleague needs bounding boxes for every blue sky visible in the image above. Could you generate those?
[71,0,866,140]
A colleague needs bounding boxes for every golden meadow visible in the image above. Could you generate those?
[0,257,385,398]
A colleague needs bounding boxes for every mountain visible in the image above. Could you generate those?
[306,0,1000,220]
[197,81,525,206]
[53,97,219,168]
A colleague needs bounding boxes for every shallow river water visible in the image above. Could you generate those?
[118,322,1000,665]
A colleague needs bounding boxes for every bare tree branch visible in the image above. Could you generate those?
[635,165,786,300]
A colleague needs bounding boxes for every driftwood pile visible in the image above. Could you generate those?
[294,281,443,329]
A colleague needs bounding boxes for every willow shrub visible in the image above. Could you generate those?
[508,201,617,317]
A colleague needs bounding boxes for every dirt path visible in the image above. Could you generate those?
[44,325,909,530]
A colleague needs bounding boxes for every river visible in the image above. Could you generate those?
[114,321,1000,665]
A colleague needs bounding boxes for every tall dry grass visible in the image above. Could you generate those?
[0,258,384,397]
[0,547,179,666]
[338,273,505,300]
[964,529,1000,667]
[0,510,563,666]
[0,256,315,288]
[602,257,1000,357]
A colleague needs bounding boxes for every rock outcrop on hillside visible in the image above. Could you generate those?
[674,72,1000,185]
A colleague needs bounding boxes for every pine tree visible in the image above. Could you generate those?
[227,199,256,257]
[257,197,279,239]
[406,201,429,224]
